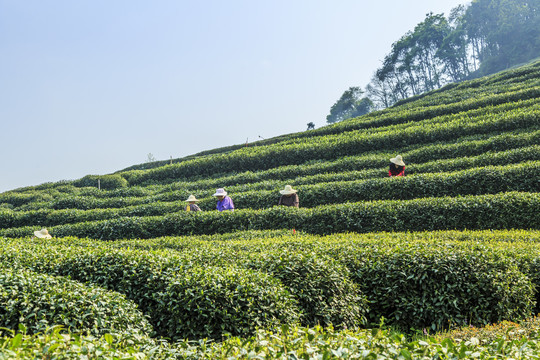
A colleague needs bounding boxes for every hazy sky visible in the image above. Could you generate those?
[0,0,467,193]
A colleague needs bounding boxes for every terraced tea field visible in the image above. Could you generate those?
[0,61,539,358]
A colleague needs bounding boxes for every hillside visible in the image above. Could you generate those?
[0,61,540,358]
[1,60,539,238]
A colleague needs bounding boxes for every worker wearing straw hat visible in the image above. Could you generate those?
[389,155,406,177]
[278,185,299,208]
[32,228,52,239]
[213,188,234,212]
[184,194,202,212]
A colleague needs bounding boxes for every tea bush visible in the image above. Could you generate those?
[0,266,152,336]
[9,192,533,239]
[244,250,368,328]
[332,243,535,330]
[122,104,540,184]
[73,174,128,190]
[0,243,301,340]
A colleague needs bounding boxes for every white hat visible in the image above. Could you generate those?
[280,185,297,195]
[213,188,227,197]
[185,195,200,202]
[34,228,52,239]
[390,155,406,167]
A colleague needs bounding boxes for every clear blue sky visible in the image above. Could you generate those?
[0,0,467,193]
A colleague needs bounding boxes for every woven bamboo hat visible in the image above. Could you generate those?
[34,228,52,239]
[213,188,227,197]
[390,155,406,166]
[280,185,297,195]
[185,195,200,202]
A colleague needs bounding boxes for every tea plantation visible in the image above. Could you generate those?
[0,61,539,358]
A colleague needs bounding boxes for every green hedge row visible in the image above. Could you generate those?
[0,243,300,340]
[323,241,534,330]
[0,238,370,338]
[226,161,540,210]
[0,266,152,336]
[313,84,540,138]
[72,174,128,190]
[119,70,540,173]
[3,229,540,334]
[0,201,183,230]
[281,87,540,148]
[2,161,536,229]
[27,238,367,329]
[18,131,538,211]
[9,321,540,359]
[1,192,536,240]
[1,104,537,210]
[4,139,539,214]
[394,72,540,109]
[121,104,539,185]
[243,250,367,328]
[0,329,186,359]
[100,128,540,196]
[88,229,540,330]
[100,128,540,200]
[9,125,535,213]
[394,62,540,109]
[123,160,540,212]
[6,128,540,211]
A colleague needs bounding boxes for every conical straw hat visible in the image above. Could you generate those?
[185,194,200,202]
[34,228,52,239]
[390,155,405,166]
[280,185,297,195]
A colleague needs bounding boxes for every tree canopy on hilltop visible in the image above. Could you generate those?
[328,0,540,114]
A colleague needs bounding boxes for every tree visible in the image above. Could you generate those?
[364,0,540,110]
[437,5,473,82]
[326,87,373,124]
[463,0,540,75]
[307,122,315,130]
[146,153,156,163]
[366,73,393,109]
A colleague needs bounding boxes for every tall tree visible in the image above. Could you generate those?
[409,13,451,91]
[437,5,473,82]
[463,0,540,75]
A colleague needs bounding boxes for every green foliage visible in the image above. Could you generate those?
[0,266,152,336]
[0,328,185,359]
[245,251,368,328]
[200,324,540,359]
[0,60,539,347]
[0,243,300,341]
[157,266,300,340]
[337,244,535,330]
[5,192,534,239]
[367,1,540,108]
[2,160,537,231]
[326,86,373,123]
[117,71,540,173]
[120,102,540,185]
[3,230,540,339]
[73,174,128,190]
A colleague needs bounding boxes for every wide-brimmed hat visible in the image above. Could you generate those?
[34,228,52,239]
[185,195,200,202]
[213,188,227,197]
[390,155,406,167]
[280,185,297,195]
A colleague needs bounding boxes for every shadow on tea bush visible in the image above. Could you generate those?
[0,267,152,336]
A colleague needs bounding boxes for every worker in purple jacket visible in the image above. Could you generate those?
[213,188,235,211]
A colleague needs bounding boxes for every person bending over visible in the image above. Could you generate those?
[213,188,234,211]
